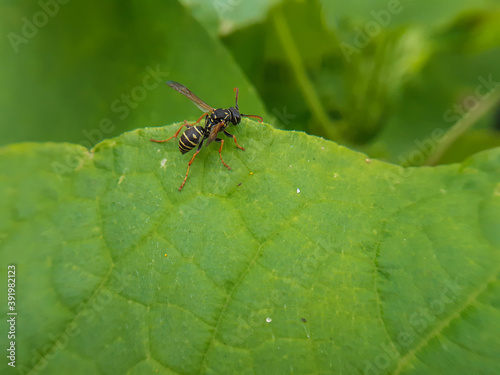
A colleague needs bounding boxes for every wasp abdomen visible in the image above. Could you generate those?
[179,126,204,154]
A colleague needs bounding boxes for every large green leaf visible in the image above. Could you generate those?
[1,122,499,374]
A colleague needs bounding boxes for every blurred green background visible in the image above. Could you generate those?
[1,0,499,166]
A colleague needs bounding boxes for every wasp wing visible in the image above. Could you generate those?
[167,81,214,113]
[204,121,225,147]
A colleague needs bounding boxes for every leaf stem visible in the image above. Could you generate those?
[272,9,338,139]
[424,88,500,166]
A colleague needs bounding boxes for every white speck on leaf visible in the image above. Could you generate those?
[161,158,167,168]
[297,188,300,193]
[266,317,272,323]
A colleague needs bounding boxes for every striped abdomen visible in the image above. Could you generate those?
[179,126,204,154]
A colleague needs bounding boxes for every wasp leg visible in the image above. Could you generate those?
[150,122,188,143]
[223,130,245,151]
[151,113,207,143]
[215,138,231,170]
[179,139,205,191]
[187,112,208,127]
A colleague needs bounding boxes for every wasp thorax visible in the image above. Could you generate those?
[211,108,230,121]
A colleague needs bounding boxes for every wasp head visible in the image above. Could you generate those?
[228,106,241,125]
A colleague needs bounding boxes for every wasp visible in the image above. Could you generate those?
[151,81,263,191]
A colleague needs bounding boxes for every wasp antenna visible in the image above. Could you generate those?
[241,114,263,123]
[234,87,239,110]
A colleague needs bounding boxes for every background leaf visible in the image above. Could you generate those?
[178,0,283,35]
[221,1,500,163]
[1,123,499,374]
[2,0,499,166]
[0,0,266,146]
